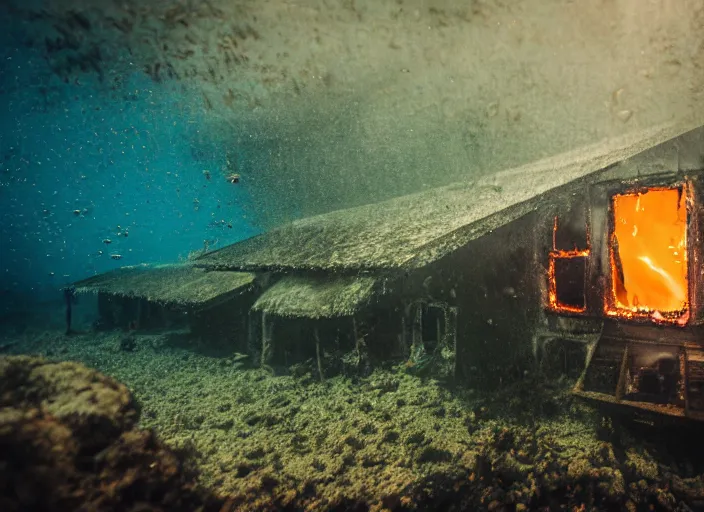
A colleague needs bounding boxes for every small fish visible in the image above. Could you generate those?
[110,254,122,260]
[103,238,112,244]
[203,169,211,181]
[68,10,92,31]
[502,286,517,298]
[227,173,240,184]
[73,209,82,216]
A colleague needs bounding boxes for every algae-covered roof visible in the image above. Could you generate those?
[197,119,703,272]
[72,264,256,307]
[252,275,379,318]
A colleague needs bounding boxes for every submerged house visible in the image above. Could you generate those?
[72,117,704,421]
[194,117,704,419]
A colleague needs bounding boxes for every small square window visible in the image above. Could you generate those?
[547,204,590,314]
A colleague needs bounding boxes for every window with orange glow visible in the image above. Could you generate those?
[548,213,590,314]
[608,186,689,320]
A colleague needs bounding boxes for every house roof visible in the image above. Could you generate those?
[252,274,379,318]
[197,118,704,273]
[72,264,256,308]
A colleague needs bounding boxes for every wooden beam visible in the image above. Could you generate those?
[261,311,273,368]
[314,327,325,383]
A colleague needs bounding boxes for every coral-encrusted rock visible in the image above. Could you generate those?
[0,355,137,453]
[0,355,222,512]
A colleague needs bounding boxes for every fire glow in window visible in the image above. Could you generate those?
[548,213,589,314]
[608,186,689,322]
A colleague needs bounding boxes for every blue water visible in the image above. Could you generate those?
[0,23,258,314]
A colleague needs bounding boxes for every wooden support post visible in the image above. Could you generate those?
[352,316,360,362]
[441,306,458,379]
[261,311,273,368]
[441,307,450,350]
[411,302,423,357]
[682,348,690,417]
[400,304,409,358]
[237,311,246,352]
[615,345,629,400]
[314,327,325,383]
[247,309,255,355]
[436,315,441,349]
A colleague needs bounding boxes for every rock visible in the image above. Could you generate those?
[119,334,137,352]
[0,355,221,512]
[0,355,137,453]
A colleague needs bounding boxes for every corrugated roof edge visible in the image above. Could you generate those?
[70,263,257,309]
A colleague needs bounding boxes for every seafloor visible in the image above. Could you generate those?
[3,321,704,511]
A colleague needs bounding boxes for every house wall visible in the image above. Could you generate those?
[190,292,256,352]
[401,211,542,388]
[381,154,703,387]
[95,293,185,331]
[397,128,704,385]
[689,174,704,324]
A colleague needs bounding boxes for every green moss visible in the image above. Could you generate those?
[625,447,659,481]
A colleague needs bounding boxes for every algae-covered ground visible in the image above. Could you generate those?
[3,325,704,511]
